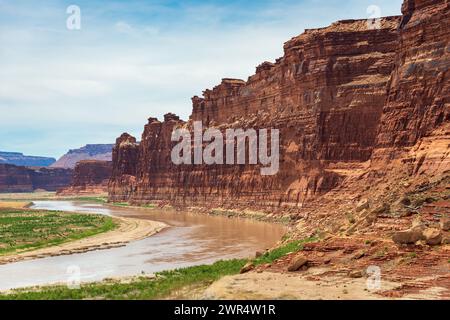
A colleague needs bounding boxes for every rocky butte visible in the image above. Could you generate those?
[57,160,112,195]
[109,0,448,227]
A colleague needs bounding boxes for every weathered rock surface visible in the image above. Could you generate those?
[0,164,34,193]
[109,0,449,217]
[57,160,112,195]
[240,262,255,274]
[108,133,139,202]
[51,144,114,169]
[109,16,402,208]
[440,216,450,231]
[0,164,72,193]
[375,0,449,150]
[392,228,424,245]
[422,228,443,246]
[287,255,309,272]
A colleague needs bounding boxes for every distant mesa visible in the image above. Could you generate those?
[51,144,114,169]
[0,163,72,193]
[0,151,56,167]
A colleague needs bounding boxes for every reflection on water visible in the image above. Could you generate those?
[0,201,285,290]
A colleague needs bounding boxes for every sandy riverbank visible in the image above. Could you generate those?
[0,215,167,265]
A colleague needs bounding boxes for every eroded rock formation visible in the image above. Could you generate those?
[0,164,73,193]
[109,0,449,214]
[0,164,34,193]
[375,0,449,150]
[57,160,112,195]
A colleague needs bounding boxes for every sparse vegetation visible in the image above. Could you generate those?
[66,196,108,203]
[0,208,116,256]
[253,237,317,265]
[111,202,130,207]
[0,259,248,300]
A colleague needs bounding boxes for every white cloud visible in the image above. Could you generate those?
[0,0,404,157]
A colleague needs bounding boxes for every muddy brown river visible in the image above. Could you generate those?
[0,201,285,290]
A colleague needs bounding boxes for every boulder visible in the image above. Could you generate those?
[255,251,264,258]
[352,251,365,260]
[440,216,450,231]
[287,255,309,272]
[392,228,423,245]
[422,228,442,246]
[240,262,255,274]
[356,199,370,212]
[348,270,363,278]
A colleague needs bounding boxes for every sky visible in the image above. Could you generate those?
[0,0,403,158]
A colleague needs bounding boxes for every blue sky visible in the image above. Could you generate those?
[0,0,403,158]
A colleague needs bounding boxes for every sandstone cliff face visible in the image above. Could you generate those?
[108,133,139,201]
[192,17,400,162]
[109,17,402,208]
[57,160,112,195]
[0,164,73,193]
[109,0,449,212]
[0,164,34,193]
[375,0,449,150]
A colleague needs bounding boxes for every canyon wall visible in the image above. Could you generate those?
[375,0,449,151]
[57,160,112,195]
[0,164,73,193]
[0,164,34,193]
[109,0,449,211]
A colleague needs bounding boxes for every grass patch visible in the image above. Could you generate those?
[0,208,116,256]
[111,202,130,207]
[254,237,317,265]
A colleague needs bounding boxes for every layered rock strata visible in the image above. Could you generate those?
[57,160,112,195]
[0,164,73,193]
[109,0,449,213]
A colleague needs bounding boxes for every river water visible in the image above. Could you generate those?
[0,201,285,290]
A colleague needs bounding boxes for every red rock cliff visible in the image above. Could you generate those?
[109,0,449,212]
[109,16,403,209]
[375,0,449,150]
[57,160,112,195]
[0,164,73,193]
